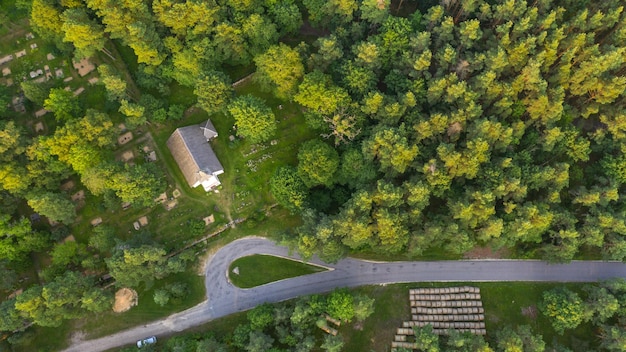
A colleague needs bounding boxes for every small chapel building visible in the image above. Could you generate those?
[167,120,224,192]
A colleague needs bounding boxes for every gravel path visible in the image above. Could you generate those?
[62,237,626,352]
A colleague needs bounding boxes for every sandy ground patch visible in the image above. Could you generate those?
[90,217,102,226]
[60,180,75,191]
[113,288,138,313]
[154,192,167,203]
[203,214,215,226]
[71,190,85,201]
[118,132,133,145]
[73,58,95,76]
[121,150,134,162]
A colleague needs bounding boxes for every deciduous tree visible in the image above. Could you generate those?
[14,271,101,327]
[297,139,340,188]
[152,0,218,37]
[360,0,390,24]
[247,303,274,330]
[412,324,440,352]
[294,71,351,116]
[337,148,376,189]
[61,8,106,58]
[106,245,169,288]
[320,334,343,352]
[50,241,88,267]
[195,71,233,115]
[227,95,276,143]
[0,298,23,332]
[539,287,584,334]
[270,166,308,213]
[582,286,619,324]
[44,88,81,122]
[119,99,146,129]
[352,294,375,322]
[26,191,76,224]
[265,0,302,36]
[30,0,64,43]
[254,44,304,99]
[326,289,354,322]
[363,127,419,174]
[97,64,127,101]
[20,80,52,105]
[246,331,274,352]
[107,164,166,207]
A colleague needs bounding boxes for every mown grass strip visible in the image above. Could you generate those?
[228,254,327,288]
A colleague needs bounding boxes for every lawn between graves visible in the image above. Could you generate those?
[228,254,328,288]
[69,70,316,249]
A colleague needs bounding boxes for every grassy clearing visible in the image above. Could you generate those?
[479,282,594,350]
[223,63,255,81]
[168,83,196,106]
[79,269,206,340]
[7,322,74,352]
[342,282,594,352]
[228,254,327,288]
[108,40,138,78]
[70,77,314,252]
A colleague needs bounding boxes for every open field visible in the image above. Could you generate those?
[344,282,594,352]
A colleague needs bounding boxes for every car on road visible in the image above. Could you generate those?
[136,336,157,348]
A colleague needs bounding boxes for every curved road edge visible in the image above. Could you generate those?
[62,236,626,352]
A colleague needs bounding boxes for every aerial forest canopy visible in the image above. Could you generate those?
[274,0,626,263]
[16,0,626,264]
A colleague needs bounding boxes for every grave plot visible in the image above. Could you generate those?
[391,286,486,351]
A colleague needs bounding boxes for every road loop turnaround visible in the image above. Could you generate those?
[62,236,626,352]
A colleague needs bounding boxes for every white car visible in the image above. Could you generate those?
[136,336,157,348]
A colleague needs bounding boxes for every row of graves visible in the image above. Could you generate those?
[391,286,486,351]
[1,31,100,137]
[1,32,73,89]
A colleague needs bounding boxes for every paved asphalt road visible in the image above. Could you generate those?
[62,236,626,352]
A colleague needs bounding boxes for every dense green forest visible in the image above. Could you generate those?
[271,0,626,264]
[0,0,626,349]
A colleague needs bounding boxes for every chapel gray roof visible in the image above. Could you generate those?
[166,120,224,188]
[201,119,218,140]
